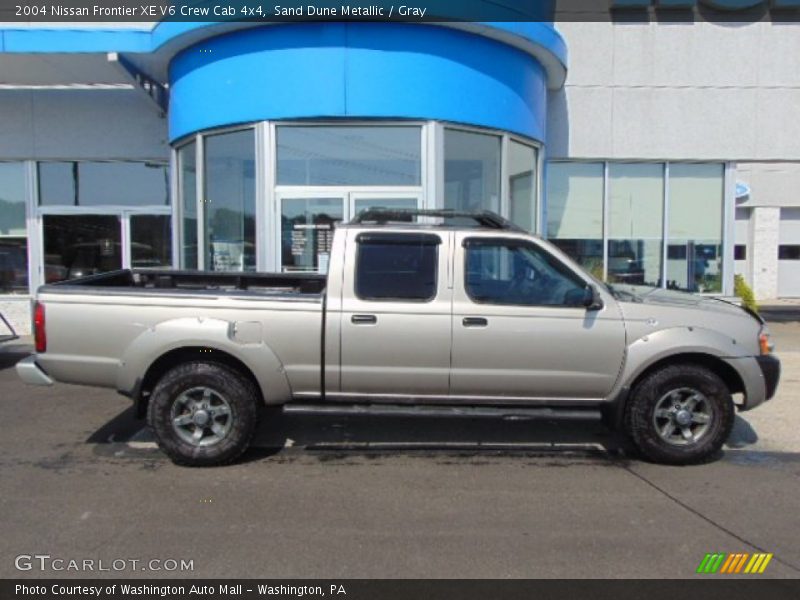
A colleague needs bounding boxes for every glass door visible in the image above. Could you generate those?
[277,195,345,273]
[276,192,422,273]
[350,193,420,220]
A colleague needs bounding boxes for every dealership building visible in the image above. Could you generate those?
[1,13,799,334]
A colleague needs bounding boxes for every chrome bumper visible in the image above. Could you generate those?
[16,356,53,386]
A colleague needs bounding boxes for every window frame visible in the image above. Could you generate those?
[544,159,732,296]
[34,159,173,289]
[0,161,31,295]
[354,232,441,303]
[462,236,589,309]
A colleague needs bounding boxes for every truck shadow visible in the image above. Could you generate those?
[0,347,30,372]
[86,405,631,459]
[245,410,631,461]
[86,407,765,465]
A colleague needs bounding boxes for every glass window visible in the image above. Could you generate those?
[508,140,537,233]
[43,215,121,282]
[131,215,172,269]
[354,197,418,215]
[178,143,198,269]
[277,126,421,186]
[0,163,29,294]
[779,245,800,260]
[465,240,586,307]
[38,162,76,206]
[445,129,501,213]
[0,162,27,236]
[355,234,439,302]
[546,162,604,279]
[607,163,664,287]
[281,197,344,273]
[79,162,168,206]
[39,162,168,207]
[735,245,747,261]
[667,164,724,293]
[204,130,256,272]
[0,238,28,293]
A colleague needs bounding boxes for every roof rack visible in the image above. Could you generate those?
[350,209,526,232]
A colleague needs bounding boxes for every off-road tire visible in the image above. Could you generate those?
[148,361,258,467]
[624,364,734,465]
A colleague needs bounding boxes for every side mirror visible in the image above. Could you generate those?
[583,285,604,311]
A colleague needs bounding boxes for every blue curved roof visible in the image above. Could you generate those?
[0,21,567,88]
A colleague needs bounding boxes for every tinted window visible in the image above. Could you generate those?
[43,215,121,282]
[734,245,747,261]
[131,215,172,268]
[465,240,586,307]
[0,238,27,293]
[356,234,438,302]
[38,161,168,207]
[779,245,800,260]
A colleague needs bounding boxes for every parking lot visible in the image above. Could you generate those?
[0,308,798,579]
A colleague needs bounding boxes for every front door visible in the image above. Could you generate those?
[450,234,626,401]
[277,195,345,273]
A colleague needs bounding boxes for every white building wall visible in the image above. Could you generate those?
[0,89,170,335]
[549,20,800,300]
[549,21,800,161]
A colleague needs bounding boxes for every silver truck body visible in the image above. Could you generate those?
[19,209,783,467]
[19,224,776,415]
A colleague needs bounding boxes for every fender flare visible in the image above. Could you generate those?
[116,317,293,407]
[602,327,757,430]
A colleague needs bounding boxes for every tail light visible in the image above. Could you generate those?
[759,331,773,356]
[33,301,46,353]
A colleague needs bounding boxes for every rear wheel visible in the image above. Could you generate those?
[624,364,734,465]
[147,362,258,467]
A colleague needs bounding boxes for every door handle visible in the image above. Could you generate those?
[462,317,488,327]
[351,314,378,325]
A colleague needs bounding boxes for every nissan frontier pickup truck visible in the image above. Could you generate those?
[17,210,780,466]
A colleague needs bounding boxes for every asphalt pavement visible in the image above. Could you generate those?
[0,316,798,580]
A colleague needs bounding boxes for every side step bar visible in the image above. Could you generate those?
[283,403,602,421]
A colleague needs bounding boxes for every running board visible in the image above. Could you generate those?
[282,403,602,421]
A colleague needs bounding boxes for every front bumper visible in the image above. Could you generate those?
[16,355,54,386]
[756,354,781,401]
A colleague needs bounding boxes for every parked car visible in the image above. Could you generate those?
[17,210,780,466]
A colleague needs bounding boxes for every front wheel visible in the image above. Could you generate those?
[624,364,734,465]
[147,362,258,467]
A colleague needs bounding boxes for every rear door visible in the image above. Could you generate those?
[450,234,626,401]
[338,229,453,399]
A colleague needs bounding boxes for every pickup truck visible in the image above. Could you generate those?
[17,209,780,467]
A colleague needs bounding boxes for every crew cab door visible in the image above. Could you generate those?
[450,233,625,401]
[337,229,453,398]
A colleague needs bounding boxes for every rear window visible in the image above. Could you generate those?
[355,233,439,302]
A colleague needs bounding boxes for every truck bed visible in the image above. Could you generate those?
[43,269,327,297]
[34,269,327,399]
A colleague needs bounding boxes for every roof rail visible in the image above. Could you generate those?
[350,209,526,232]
